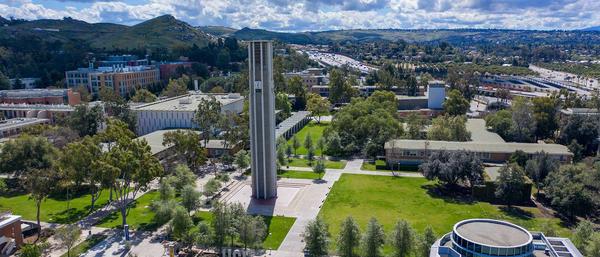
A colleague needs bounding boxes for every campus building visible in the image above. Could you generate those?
[384,140,573,166]
[66,65,160,97]
[396,80,446,117]
[131,93,244,136]
[430,219,583,257]
[0,118,50,138]
[0,89,81,106]
[0,103,74,123]
[158,62,195,81]
[0,212,23,254]
[8,78,39,89]
[248,40,278,200]
[97,55,149,67]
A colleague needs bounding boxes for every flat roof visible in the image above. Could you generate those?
[466,119,505,143]
[132,93,243,112]
[455,219,532,247]
[137,129,234,155]
[385,140,572,156]
[275,111,310,138]
[0,118,49,131]
[0,214,21,230]
[0,103,74,111]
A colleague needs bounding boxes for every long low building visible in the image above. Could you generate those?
[384,139,573,165]
[132,93,244,135]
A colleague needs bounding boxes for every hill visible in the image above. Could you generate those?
[232,27,316,44]
[0,15,211,50]
[197,25,237,37]
[582,26,600,31]
[0,16,7,25]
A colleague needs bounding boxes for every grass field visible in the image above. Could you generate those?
[278,170,324,180]
[194,212,296,249]
[287,158,346,169]
[60,234,107,257]
[319,174,571,243]
[0,184,110,224]
[96,190,164,231]
[287,121,328,156]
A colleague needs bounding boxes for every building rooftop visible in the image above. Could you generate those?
[0,89,69,98]
[0,103,74,111]
[0,212,21,230]
[466,119,506,143]
[276,111,310,138]
[384,140,572,156]
[132,93,243,112]
[137,129,234,155]
[454,219,532,247]
[0,118,49,131]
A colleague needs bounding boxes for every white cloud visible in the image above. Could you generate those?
[0,0,599,31]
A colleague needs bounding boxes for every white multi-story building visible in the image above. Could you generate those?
[131,93,244,136]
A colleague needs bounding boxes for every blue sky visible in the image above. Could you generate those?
[1,0,599,31]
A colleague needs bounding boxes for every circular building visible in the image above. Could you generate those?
[450,219,534,257]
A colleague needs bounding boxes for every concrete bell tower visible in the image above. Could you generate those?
[248,40,277,199]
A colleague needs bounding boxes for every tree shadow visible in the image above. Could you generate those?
[421,183,477,205]
[498,206,534,220]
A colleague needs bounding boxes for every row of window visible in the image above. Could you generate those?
[452,233,533,257]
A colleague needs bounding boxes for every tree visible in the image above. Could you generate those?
[211,202,229,250]
[303,217,330,257]
[313,158,326,174]
[162,75,189,98]
[286,144,293,161]
[559,115,599,156]
[307,145,316,165]
[418,226,437,257]
[443,89,469,116]
[292,135,300,156]
[235,150,250,173]
[427,115,470,141]
[405,113,425,139]
[0,135,59,177]
[573,220,595,253]
[307,94,330,123]
[163,130,207,170]
[544,165,595,219]
[495,164,527,207]
[0,71,10,90]
[103,138,163,228]
[55,224,80,257]
[131,89,157,103]
[67,105,104,137]
[276,92,292,118]
[524,152,557,196]
[239,215,267,250]
[203,178,221,197]
[508,150,528,167]
[61,136,106,213]
[361,218,385,257]
[485,109,513,140]
[22,168,59,231]
[304,132,313,150]
[420,150,483,189]
[568,140,584,162]
[510,97,536,142]
[287,76,307,110]
[389,220,414,257]
[181,185,201,214]
[586,233,600,257]
[532,97,558,139]
[277,142,287,168]
[194,96,222,145]
[18,243,47,257]
[317,137,326,158]
[337,216,360,257]
[171,206,194,240]
[168,165,197,193]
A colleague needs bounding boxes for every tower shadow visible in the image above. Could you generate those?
[246,196,277,216]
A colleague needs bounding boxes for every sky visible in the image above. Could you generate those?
[1,0,599,31]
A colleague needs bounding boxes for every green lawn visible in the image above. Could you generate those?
[287,121,328,156]
[96,190,164,231]
[287,158,346,169]
[60,234,107,257]
[319,174,571,244]
[278,170,324,180]
[0,186,110,224]
[194,212,295,250]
